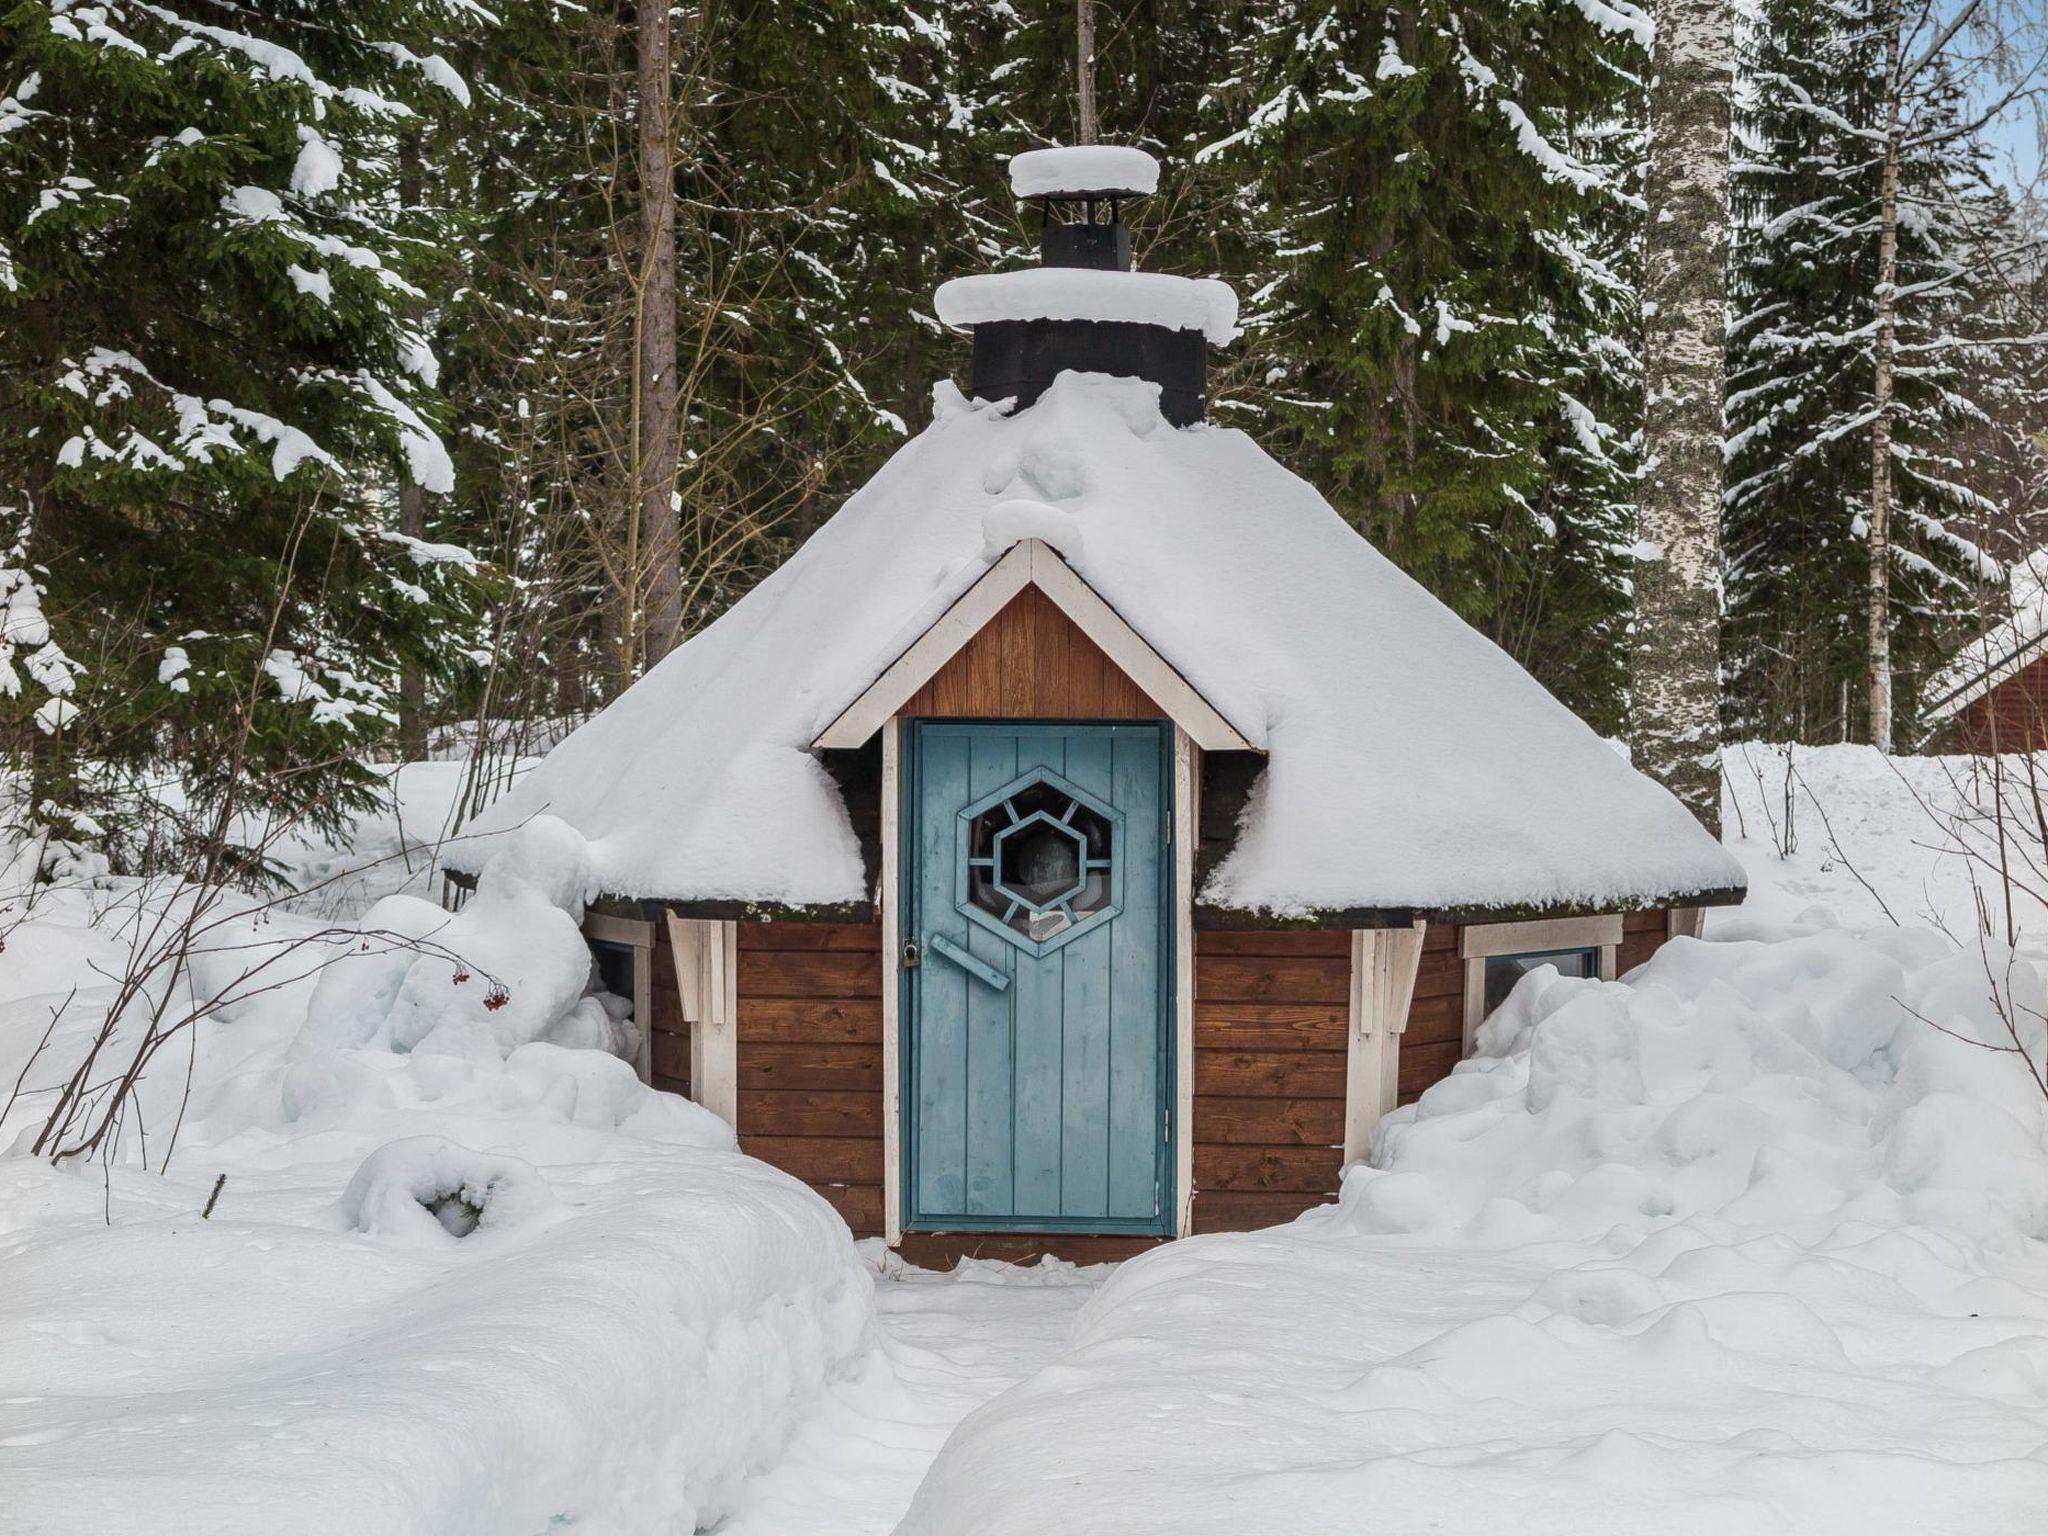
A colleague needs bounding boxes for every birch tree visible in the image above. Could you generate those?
[1633,0,1733,833]
[635,0,684,665]
[1863,0,2046,749]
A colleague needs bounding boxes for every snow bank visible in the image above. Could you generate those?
[898,919,2048,1535]
[1721,741,2048,952]
[451,373,1739,915]
[1008,145,1160,199]
[0,821,875,1536]
[934,268,1240,344]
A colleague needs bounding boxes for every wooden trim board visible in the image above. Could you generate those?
[1344,922,1425,1164]
[665,912,738,1126]
[1173,726,1197,1237]
[812,539,1253,753]
[880,718,905,1247]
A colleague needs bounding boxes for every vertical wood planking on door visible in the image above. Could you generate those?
[962,731,1018,1216]
[1056,729,1113,1220]
[1108,727,1164,1220]
[914,729,970,1216]
[1011,732,1068,1217]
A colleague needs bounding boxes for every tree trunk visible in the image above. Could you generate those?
[1076,0,1097,144]
[637,0,683,668]
[1867,2,1902,753]
[1631,0,1733,836]
[396,133,429,760]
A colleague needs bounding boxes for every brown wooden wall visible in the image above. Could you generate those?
[733,921,886,1238]
[1955,657,2048,752]
[1190,929,1349,1233]
[647,929,689,1100]
[1618,908,1669,974]
[709,913,1685,1253]
[902,585,1164,719]
[1402,923,1465,1106]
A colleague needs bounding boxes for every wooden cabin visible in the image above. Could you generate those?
[1925,558,2048,751]
[447,146,1745,1265]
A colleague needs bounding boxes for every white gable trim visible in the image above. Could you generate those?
[811,538,1255,751]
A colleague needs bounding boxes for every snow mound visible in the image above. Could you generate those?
[295,813,625,1067]
[896,919,2048,1535]
[935,268,1240,344]
[340,1135,562,1243]
[1,836,877,1535]
[1009,145,1160,199]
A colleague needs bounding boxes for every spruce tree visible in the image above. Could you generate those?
[1725,0,2007,741]
[0,0,486,877]
[1202,0,1652,729]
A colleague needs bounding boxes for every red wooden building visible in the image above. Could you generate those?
[1924,575,2048,751]
[445,147,1744,1264]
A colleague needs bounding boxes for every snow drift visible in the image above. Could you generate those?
[897,916,2048,1535]
[0,818,875,1536]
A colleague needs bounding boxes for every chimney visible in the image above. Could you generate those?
[932,146,1235,427]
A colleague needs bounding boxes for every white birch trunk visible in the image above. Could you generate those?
[1633,0,1734,835]
[636,0,683,667]
[1867,2,1902,753]
[1076,0,1098,145]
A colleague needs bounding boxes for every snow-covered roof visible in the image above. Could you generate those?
[934,269,1240,345]
[1009,145,1159,199]
[447,373,1742,916]
[1923,549,2048,724]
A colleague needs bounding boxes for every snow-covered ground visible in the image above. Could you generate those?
[5,742,2048,1535]
[0,816,873,1536]
[897,920,2048,1534]
[722,1251,1100,1536]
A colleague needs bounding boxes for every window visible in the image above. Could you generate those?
[957,770,1122,953]
[1481,946,1598,1017]
[1459,915,1623,1051]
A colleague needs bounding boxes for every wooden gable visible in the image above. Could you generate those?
[902,584,1164,720]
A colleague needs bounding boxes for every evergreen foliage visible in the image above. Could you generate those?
[1724,0,2009,741]
[1202,0,1652,730]
[0,0,489,876]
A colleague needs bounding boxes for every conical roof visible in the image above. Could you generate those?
[446,373,1742,917]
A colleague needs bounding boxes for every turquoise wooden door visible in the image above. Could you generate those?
[903,722,1173,1234]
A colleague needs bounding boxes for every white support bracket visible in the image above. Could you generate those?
[1344,920,1426,1166]
[665,911,738,1127]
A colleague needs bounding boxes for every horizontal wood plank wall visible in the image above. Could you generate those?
[734,921,885,1237]
[1617,909,1669,975]
[1958,656,2048,751]
[1191,929,1349,1233]
[648,926,689,1100]
[1400,922,1464,1106]
[901,584,1165,719]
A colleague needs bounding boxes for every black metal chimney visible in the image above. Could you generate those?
[953,147,1216,426]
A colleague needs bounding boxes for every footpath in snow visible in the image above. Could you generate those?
[720,1252,1100,1536]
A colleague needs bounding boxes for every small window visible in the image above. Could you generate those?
[588,937,637,1003]
[1482,946,1597,1016]
[965,777,1115,944]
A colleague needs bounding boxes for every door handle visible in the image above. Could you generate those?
[926,932,1010,992]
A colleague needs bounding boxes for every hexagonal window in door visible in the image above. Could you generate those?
[956,770,1122,953]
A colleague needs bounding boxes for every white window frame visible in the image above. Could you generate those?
[1458,914,1622,1053]
[583,912,656,1082]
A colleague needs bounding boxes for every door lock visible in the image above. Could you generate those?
[902,938,922,969]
